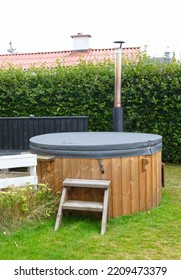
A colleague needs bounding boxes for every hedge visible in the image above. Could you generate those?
[0,56,180,162]
[122,56,181,163]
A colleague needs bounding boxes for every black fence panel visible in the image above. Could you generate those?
[0,116,88,151]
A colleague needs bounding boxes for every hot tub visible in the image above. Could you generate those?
[30,132,162,218]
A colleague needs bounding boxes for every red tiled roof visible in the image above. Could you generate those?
[0,47,141,70]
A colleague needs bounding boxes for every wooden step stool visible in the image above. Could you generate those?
[54,178,111,235]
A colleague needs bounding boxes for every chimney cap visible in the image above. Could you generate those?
[114,41,125,48]
[71,33,92,39]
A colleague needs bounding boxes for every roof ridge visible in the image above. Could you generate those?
[0,47,141,57]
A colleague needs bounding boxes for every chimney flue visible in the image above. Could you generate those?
[113,40,125,132]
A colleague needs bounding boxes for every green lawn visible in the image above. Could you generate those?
[0,164,180,260]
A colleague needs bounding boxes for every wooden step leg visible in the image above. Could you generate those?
[101,188,109,235]
[54,187,67,231]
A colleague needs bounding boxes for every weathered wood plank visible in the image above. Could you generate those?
[152,153,157,208]
[157,152,162,205]
[146,155,152,210]
[62,200,103,212]
[63,178,110,188]
[122,157,131,215]
[80,158,91,179]
[53,158,62,193]
[101,158,112,217]
[54,186,67,231]
[37,155,55,161]
[80,159,91,201]
[90,159,102,180]
[101,188,110,235]
[111,158,122,217]
[0,154,37,169]
[70,158,82,200]
[62,158,71,180]
[130,156,139,213]
[70,159,81,179]
[39,160,49,185]
[0,176,37,189]
[139,156,147,211]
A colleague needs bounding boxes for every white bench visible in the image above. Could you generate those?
[0,154,37,189]
[54,178,111,235]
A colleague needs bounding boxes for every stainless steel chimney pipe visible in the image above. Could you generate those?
[113,41,125,132]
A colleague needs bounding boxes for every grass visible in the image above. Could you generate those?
[0,164,180,260]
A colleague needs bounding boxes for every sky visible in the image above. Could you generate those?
[0,0,181,58]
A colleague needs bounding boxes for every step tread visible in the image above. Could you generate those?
[63,178,110,189]
[62,200,103,211]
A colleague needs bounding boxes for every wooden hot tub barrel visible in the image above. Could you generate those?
[30,132,162,218]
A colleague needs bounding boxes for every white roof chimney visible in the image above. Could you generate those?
[71,33,91,51]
